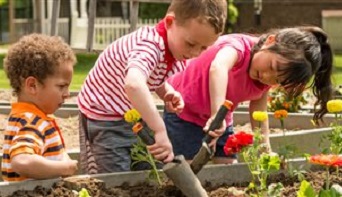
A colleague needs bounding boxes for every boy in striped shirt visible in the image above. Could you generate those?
[78,0,227,173]
[1,34,78,182]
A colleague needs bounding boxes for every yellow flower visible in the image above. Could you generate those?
[274,110,288,119]
[124,109,141,123]
[327,99,342,113]
[252,111,268,122]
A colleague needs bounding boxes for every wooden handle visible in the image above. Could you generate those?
[203,100,233,144]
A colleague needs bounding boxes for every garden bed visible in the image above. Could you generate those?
[0,89,339,196]
[0,159,341,197]
[0,111,333,156]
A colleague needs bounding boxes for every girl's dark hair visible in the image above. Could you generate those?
[253,26,333,124]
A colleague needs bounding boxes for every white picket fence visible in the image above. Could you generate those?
[13,17,160,50]
[93,18,159,49]
[13,18,70,42]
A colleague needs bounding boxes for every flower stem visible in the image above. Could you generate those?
[326,167,330,190]
[147,152,162,186]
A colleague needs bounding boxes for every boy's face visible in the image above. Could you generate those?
[166,15,220,60]
[35,61,74,114]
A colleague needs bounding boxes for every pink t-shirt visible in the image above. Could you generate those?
[167,34,271,127]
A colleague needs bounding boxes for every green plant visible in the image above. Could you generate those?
[130,135,163,185]
[297,154,342,197]
[267,182,284,197]
[224,111,282,196]
[243,130,281,196]
[322,99,342,177]
[310,154,342,190]
[78,188,90,197]
[124,109,164,186]
[247,111,281,196]
[323,100,342,155]
[267,87,308,112]
[274,110,298,175]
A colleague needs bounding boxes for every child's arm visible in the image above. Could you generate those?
[11,154,78,179]
[249,91,271,151]
[125,67,173,162]
[155,82,184,114]
[205,47,238,141]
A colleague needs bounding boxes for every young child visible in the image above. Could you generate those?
[1,34,78,182]
[164,26,333,164]
[77,0,227,173]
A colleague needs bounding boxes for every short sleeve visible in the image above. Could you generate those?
[9,126,44,158]
[126,39,161,78]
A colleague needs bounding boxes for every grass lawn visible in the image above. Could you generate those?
[333,53,342,85]
[0,53,342,90]
[0,53,99,91]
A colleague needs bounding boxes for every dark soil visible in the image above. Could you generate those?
[5,169,342,197]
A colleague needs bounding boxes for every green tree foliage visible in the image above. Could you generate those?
[138,1,239,33]
[0,0,7,6]
[226,0,239,33]
[139,3,169,19]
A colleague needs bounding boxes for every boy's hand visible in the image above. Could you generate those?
[147,131,174,163]
[62,159,78,177]
[164,91,184,114]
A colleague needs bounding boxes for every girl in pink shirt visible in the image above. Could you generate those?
[164,26,333,164]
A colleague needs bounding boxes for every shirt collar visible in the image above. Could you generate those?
[11,102,54,121]
[155,19,176,72]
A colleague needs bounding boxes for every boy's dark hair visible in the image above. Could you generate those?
[4,33,76,94]
[253,26,333,123]
[167,0,227,34]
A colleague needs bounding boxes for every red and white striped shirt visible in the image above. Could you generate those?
[78,20,185,120]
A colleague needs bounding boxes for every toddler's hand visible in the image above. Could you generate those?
[164,91,184,114]
[62,159,78,177]
[147,131,174,163]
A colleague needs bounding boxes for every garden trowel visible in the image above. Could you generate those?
[132,123,208,197]
[190,100,233,174]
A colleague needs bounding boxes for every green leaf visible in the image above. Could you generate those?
[79,188,91,197]
[297,180,316,197]
[251,170,261,175]
[268,183,284,197]
[318,189,334,197]
[331,184,342,195]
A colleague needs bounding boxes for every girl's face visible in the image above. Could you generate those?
[166,15,220,60]
[249,50,287,86]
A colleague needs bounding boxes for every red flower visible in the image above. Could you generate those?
[224,131,253,155]
[309,154,342,167]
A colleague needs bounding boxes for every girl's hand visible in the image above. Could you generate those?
[147,131,174,163]
[163,91,184,114]
[203,117,226,144]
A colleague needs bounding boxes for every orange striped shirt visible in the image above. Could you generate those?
[1,102,66,182]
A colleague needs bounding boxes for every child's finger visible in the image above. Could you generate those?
[163,92,174,102]
[163,153,174,163]
[208,130,220,138]
[154,151,169,161]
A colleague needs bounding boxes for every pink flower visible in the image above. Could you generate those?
[224,131,253,155]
